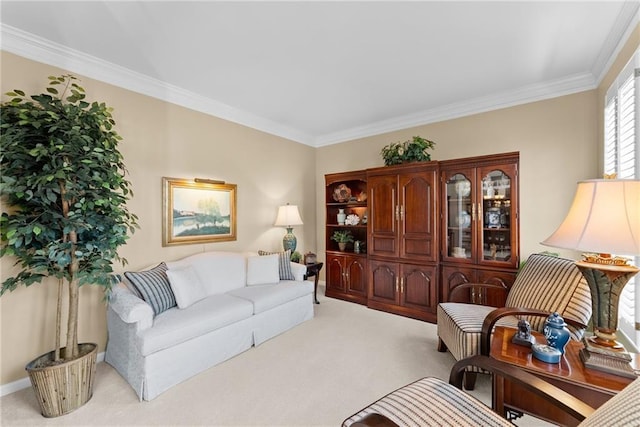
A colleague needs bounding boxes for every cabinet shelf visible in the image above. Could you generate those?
[326,250,367,257]
[327,202,367,207]
[327,224,367,229]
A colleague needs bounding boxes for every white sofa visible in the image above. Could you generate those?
[105,251,314,401]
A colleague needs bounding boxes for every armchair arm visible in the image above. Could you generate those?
[480,307,588,356]
[108,286,154,331]
[450,355,595,422]
[351,414,399,427]
[351,355,595,426]
[448,281,509,304]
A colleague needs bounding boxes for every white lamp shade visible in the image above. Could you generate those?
[541,179,640,255]
[274,204,303,227]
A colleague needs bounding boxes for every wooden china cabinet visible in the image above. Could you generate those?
[440,152,520,306]
[323,152,519,322]
[325,171,368,305]
[366,163,439,322]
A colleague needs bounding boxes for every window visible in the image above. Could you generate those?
[604,48,639,350]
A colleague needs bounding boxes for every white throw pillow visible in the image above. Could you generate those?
[166,265,208,309]
[246,254,280,286]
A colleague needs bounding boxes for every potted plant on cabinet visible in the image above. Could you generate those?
[380,136,436,166]
[331,230,354,252]
[0,75,138,417]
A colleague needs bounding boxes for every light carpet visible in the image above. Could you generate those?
[1,287,547,426]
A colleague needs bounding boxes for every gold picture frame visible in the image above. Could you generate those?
[162,177,237,246]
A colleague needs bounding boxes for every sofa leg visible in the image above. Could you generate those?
[437,337,447,352]
[464,372,477,390]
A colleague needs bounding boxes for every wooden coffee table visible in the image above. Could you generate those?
[490,326,637,426]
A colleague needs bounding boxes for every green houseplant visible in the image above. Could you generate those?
[380,136,436,166]
[0,75,138,417]
[331,230,354,251]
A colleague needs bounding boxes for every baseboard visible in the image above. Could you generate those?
[0,351,105,397]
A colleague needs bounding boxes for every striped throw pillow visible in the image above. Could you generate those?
[124,262,176,316]
[257,250,295,280]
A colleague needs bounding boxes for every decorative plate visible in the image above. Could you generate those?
[345,214,360,226]
[333,184,352,202]
[455,211,471,228]
[455,180,471,197]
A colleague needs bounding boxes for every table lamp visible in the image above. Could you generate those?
[542,178,640,377]
[274,203,303,253]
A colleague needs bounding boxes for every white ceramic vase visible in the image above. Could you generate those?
[337,209,346,225]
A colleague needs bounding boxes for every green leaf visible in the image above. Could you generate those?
[46,87,59,95]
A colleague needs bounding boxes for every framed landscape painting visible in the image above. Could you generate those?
[163,177,237,246]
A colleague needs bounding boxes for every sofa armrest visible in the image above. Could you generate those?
[290,262,306,282]
[480,307,588,356]
[109,286,154,330]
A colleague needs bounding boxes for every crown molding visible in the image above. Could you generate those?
[0,25,314,146]
[592,1,640,86]
[313,72,596,147]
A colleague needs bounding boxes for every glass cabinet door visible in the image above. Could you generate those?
[480,168,515,265]
[445,172,473,261]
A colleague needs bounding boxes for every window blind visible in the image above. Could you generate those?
[603,48,639,349]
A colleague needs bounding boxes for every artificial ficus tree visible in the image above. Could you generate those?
[0,75,138,362]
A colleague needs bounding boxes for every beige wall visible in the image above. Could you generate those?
[0,52,316,384]
[316,91,599,262]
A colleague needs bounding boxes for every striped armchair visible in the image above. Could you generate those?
[437,253,592,389]
[343,355,640,427]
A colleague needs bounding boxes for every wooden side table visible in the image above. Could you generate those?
[490,326,637,426]
[304,262,323,304]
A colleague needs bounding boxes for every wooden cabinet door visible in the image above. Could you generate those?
[368,259,399,305]
[326,254,346,293]
[476,162,519,269]
[441,265,476,303]
[441,167,477,264]
[475,269,516,307]
[368,174,399,258]
[441,265,515,306]
[398,171,438,262]
[345,256,367,297]
[400,263,437,313]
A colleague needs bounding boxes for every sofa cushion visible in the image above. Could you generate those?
[166,252,247,295]
[124,263,176,316]
[246,254,280,285]
[258,250,295,280]
[167,265,208,309]
[227,281,313,314]
[139,294,253,356]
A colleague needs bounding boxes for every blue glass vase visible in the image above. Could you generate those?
[543,312,571,354]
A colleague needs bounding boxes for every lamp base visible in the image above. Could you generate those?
[282,227,297,253]
[579,336,637,379]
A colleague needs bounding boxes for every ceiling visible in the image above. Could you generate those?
[1,1,638,147]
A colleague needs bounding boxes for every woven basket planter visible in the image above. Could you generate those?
[25,343,97,417]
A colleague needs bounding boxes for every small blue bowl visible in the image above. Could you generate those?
[532,343,562,363]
